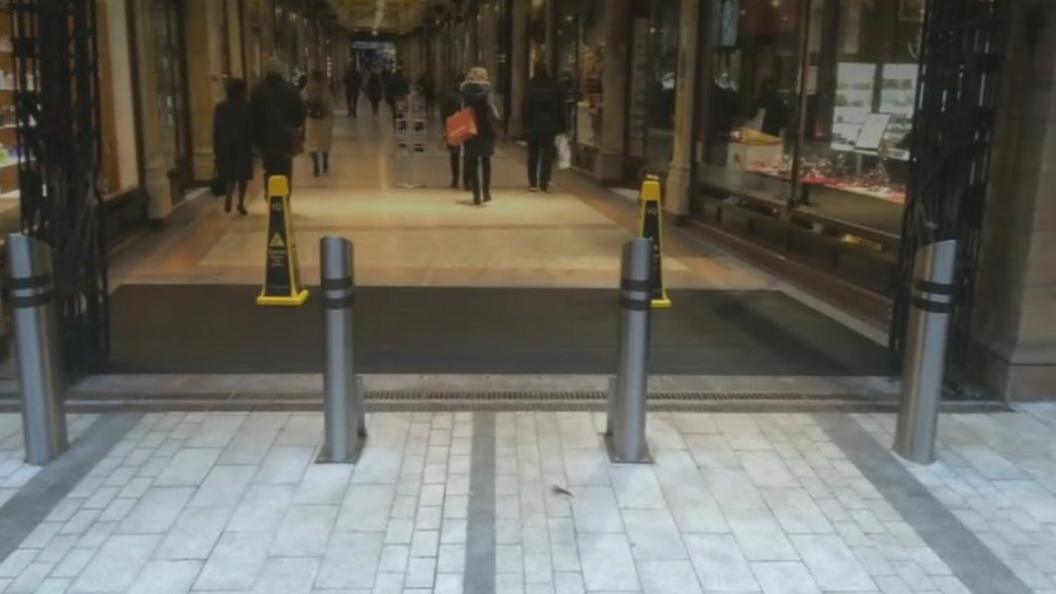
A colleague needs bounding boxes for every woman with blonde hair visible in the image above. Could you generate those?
[302,70,335,177]
[460,66,501,205]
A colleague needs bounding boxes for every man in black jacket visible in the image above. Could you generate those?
[344,65,363,118]
[250,58,307,187]
[522,68,567,192]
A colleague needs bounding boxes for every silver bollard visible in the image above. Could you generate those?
[318,236,366,463]
[894,239,958,464]
[6,233,67,465]
[605,238,653,464]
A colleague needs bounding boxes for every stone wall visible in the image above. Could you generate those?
[972,0,1056,400]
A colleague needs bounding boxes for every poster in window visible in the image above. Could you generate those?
[831,63,876,151]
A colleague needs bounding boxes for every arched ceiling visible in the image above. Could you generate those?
[328,0,455,34]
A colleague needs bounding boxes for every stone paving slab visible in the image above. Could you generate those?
[0,408,1052,593]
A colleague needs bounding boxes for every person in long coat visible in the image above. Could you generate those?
[250,58,306,186]
[460,67,500,205]
[365,69,384,119]
[302,70,335,177]
[522,68,567,192]
[213,78,253,214]
[344,65,362,118]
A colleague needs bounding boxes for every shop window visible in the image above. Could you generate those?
[555,0,604,170]
[698,0,923,243]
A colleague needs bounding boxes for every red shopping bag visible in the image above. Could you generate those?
[445,107,478,146]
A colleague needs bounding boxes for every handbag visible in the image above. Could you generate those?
[555,134,571,170]
[445,107,478,146]
[209,175,226,197]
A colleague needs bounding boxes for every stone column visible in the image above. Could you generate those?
[971,1,1056,401]
[184,0,227,182]
[664,0,701,219]
[595,0,631,183]
[508,0,529,137]
[131,4,174,222]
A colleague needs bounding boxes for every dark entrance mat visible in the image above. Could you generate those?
[106,285,892,376]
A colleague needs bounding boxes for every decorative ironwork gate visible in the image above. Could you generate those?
[11,0,109,372]
[891,0,1007,391]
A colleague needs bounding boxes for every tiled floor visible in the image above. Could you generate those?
[109,113,769,291]
[1,408,1055,593]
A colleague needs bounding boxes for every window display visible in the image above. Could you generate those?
[554,0,603,168]
[698,0,924,235]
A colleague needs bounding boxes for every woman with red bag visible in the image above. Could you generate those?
[460,67,501,205]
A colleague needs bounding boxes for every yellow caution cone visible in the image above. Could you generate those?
[639,175,672,309]
[257,175,309,306]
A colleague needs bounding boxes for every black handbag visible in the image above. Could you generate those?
[209,176,226,197]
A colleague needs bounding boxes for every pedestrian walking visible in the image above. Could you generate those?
[461,67,500,205]
[387,68,410,124]
[523,67,567,192]
[439,84,469,190]
[366,69,384,119]
[418,72,436,119]
[212,78,254,215]
[302,70,335,177]
[250,58,307,186]
[344,64,362,118]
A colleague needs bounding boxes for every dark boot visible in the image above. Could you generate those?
[322,152,330,174]
[311,152,320,177]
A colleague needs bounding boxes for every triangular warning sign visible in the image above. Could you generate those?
[269,233,285,248]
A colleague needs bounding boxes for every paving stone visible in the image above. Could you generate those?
[684,534,759,592]
[188,464,258,508]
[70,534,161,592]
[571,487,623,533]
[336,484,396,531]
[577,533,638,592]
[316,531,385,590]
[253,556,319,594]
[622,509,687,560]
[128,559,203,594]
[194,531,271,590]
[154,506,230,560]
[116,487,194,534]
[255,446,315,485]
[790,534,876,591]
[726,509,800,562]
[636,560,702,594]
[751,561,821,594]
[227,484,296,532]
[270,504,339,557]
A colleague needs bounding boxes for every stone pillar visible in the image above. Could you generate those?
[226,0,245,78]
[595,0,631,183]
[664,0,701,219]
[971,1,1056,401]
[185,0,227,182]
[132,5,174,222]
[508,0,529,137]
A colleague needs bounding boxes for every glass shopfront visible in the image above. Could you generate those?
[626,0,681,178]
[554,0,604,170]
[151,0,192,206]
[696,0,925,288]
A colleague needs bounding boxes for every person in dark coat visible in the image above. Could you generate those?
[386,69,410,124]
[417,72,436,119]
[438,84,469,190]
[461,67,499,205]
[522,68,567,192]
[213,78,254,214]
[250,58,307,187]
[365,69,384,119]
[344,65,362,118]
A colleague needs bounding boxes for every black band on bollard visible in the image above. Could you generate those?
[620,279,651,291]
[914,279,955,295]
[321,277,353,291]
[911,296,954,314]
[9,290,55,309]
[8,274,52,290]
[620,295,652,311]
[323,293,356,309]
